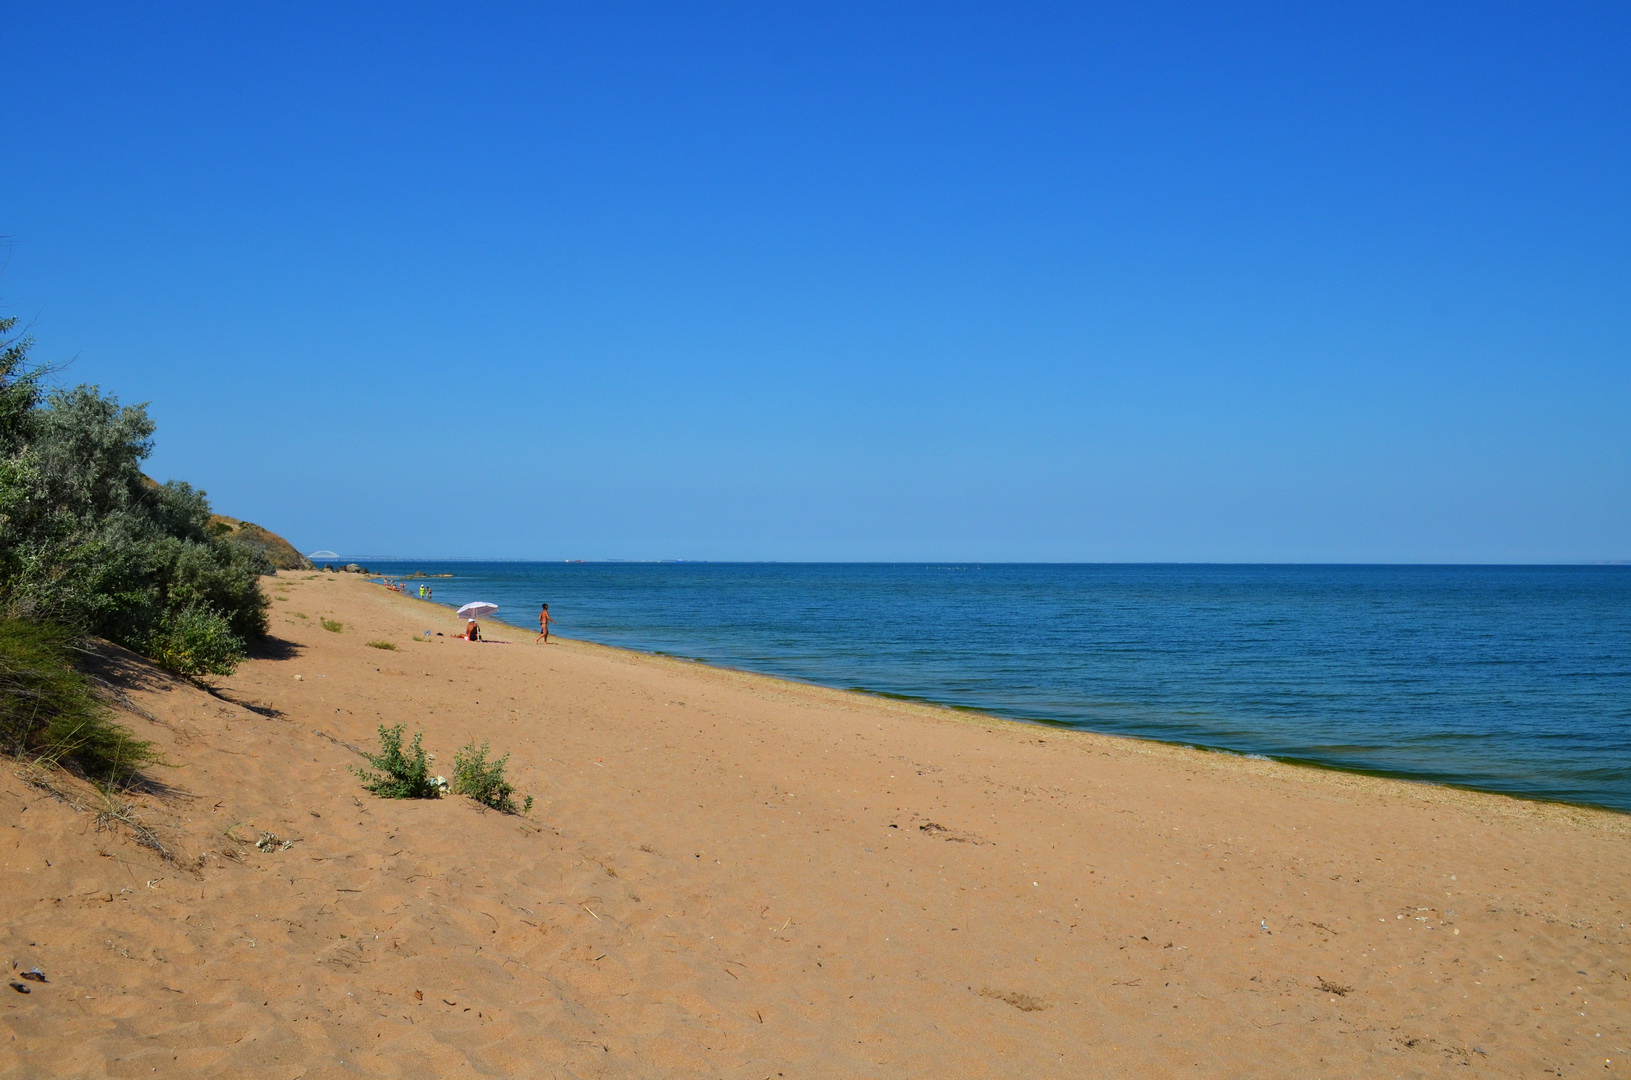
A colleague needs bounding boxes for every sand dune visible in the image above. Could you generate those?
[3,570,1627,1078]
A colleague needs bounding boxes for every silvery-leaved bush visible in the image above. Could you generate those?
[430,775,449,795]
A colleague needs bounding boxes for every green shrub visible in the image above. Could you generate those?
[146,604,246,677]
[451,740,532,814]
[0,618,157,784]
[0,329,269,667]
[320,618,343,633]
[352,724,439,799]
[0,314,268,783]
[365,640,397,650]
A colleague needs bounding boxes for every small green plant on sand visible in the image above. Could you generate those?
[351,724,439,799]
[320,618,343,633]
[365,640,397,650]
[451,741,532,814]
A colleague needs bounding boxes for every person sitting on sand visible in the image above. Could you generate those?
[535,603,553,644]
[465,619,481,642]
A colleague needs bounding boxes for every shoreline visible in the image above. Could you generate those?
[9,569,1623,1077]
[383,577,1631,819]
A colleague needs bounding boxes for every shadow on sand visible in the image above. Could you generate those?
[249,634,303,662]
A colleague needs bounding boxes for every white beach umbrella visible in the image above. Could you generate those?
[456,601,499,620]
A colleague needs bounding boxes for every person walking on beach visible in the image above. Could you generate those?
[535,603,553,644]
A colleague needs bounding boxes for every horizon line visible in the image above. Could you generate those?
[320,557,1631,567]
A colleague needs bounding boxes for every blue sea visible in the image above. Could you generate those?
[362,562,1631,813]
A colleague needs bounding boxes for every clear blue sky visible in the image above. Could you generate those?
[3,2,1627,561]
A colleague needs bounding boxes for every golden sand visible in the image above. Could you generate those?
[3,570,1627,1077]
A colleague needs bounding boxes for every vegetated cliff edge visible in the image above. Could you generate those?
[133,472,313,571]
[209,514,314,571]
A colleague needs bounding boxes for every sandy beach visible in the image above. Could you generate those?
[3,569,1628,1078]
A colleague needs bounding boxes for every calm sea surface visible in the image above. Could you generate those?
[362,562,1631,813]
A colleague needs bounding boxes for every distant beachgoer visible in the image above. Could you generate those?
[465,619,481,642]
[535,603,553,644]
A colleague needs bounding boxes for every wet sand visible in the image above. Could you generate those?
[3,570,1628,1078]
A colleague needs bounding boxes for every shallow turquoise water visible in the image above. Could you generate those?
[363,562,1631,813]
